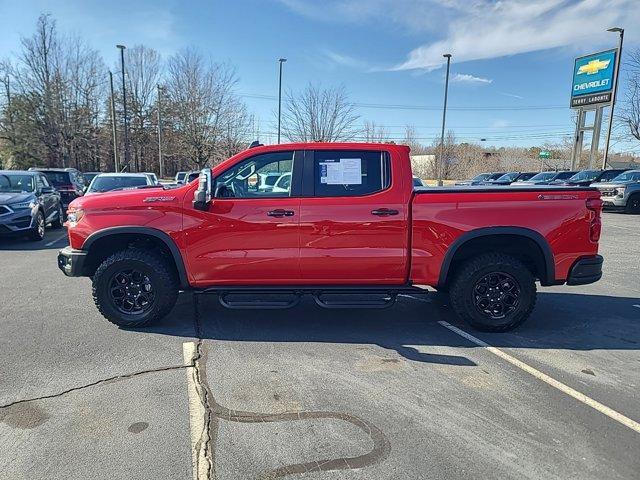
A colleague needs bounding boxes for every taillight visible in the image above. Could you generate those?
[586,197,602,242]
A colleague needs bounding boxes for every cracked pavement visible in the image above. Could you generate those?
[1,213,640,479]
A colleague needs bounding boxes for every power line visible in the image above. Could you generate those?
[238,92,567,112]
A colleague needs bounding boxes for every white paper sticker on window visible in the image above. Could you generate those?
[319,158,362,185]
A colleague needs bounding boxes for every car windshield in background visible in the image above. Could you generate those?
[495,172,518,182]
[471,173,491,182]
[611,171,640,182]
[88,176,148,193]
[83,173,99,184]
[528,172,555,181]
[569,170,599,182]
[40,171,71,186]
[0,174,35,193]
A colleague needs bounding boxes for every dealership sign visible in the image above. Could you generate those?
[571,49,617,108]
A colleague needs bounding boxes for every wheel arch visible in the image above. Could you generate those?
[82,226,190,289]
[438,227,555,288]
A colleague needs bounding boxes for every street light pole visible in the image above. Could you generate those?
[108,71,119,172]
[438,54,452,186]
[116,44,130,171]
[157,84,164,179]
[602,27,624,169]
[277,58,287,144]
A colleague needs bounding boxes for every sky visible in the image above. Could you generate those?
[1,0,640,151]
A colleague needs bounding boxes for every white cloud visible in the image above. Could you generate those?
[277,0,640,71]
[451,73,492,84]
[323,50,372,70]
[394,0,640,70]
[500,92,525,100]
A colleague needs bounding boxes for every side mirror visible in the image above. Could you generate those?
[193,169,212,211]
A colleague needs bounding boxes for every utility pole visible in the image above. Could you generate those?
[116,44,130,171]
[109,71,119,172]
[438,54,452,186]
[157,84,164,179]
[277,58,287,144]
[602,27,624,169]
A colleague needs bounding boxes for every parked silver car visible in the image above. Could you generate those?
[592,169,640,214]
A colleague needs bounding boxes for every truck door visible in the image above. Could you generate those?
[298,148,409,284]
[184,150,302,285]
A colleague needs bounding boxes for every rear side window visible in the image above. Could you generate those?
[313,150,390,197]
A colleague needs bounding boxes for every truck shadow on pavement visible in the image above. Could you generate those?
[147,290,640,364]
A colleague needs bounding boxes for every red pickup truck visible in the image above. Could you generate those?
[58,142,603,332]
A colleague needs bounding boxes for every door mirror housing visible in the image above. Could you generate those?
[193,169,213,211]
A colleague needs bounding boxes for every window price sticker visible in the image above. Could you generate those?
[319,158,362,185]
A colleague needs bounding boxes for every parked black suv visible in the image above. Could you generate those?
[0,170,64,241]
[29,167,85,210]
[551,169,628,187]
[482,171,537,185]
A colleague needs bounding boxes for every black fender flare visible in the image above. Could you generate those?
[438,226,555,287]
[83,226,190,289]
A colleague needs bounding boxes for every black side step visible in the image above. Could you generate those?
[197,285,428,310]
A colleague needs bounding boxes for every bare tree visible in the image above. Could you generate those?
[619,48,640,143]
[124,45,161,172]
[166,49,246,169]
[362,121,388,143]
[281,84,360,142]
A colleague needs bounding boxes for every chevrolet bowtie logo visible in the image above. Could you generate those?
[577,59,611,75]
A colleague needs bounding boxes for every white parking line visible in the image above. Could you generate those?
[44,233,68,247]
[183,341,212,480]
[438,321,640,434]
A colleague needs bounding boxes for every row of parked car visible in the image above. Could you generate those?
[455,168,640,214]
[0,167,201,242]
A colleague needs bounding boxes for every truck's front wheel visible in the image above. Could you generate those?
[92,249,179,328]
[449,253,536,332]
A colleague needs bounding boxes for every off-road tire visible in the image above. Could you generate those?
[28,210,46,241]
[449,253,536,332]
[92,249,179,328]
[51,202,64,228]
[625,194,640,214]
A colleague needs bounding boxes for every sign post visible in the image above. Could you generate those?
[570,49,617,170]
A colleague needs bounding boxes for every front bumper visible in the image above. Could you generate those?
[0,208,36,235]
[601,195,626,209]
[566,255,603,286]
[57,246,88,277]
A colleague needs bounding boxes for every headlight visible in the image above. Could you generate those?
[10,200,37,209]
[66,208,85,226]
[615,187,626,197]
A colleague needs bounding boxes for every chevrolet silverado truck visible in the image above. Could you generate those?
[58,143,604,332]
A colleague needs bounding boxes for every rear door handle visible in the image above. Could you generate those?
[267,209,295,217]
[371,208,399,216]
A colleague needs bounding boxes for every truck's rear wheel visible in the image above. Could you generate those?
[449,253,536,332]
[92,249,178,328]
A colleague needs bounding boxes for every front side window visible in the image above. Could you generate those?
[214,151,294,198]
[313,150,390,197]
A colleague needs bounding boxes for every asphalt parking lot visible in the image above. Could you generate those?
[1,212,639,480]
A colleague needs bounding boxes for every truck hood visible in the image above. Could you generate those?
[69,186,183,210]
[591,181,629,190]
[0,192,34,205]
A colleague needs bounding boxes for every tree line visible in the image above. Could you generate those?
[1,14,638,179]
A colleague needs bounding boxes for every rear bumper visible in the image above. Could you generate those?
[57,246,88,277]
[566,255,603,286]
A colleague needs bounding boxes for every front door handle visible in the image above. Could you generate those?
[267,209,295,217]
[371,208,399,216]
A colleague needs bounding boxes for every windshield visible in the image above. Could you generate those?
[471,173,491,182]
[40,171,71,186]
[611,171,640,182]
[0,174,35,193]
[528,172,555,182]
[88,176,148,193]
[495,172,518,182]
[568,170,599,182]
[83,173,99,184]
